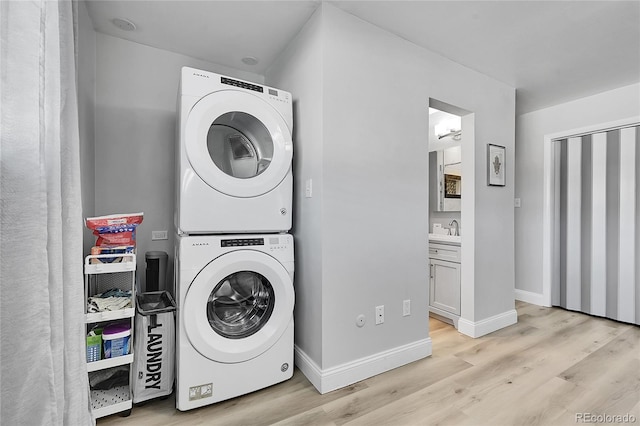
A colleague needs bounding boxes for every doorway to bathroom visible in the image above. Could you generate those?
[427,99,473,331]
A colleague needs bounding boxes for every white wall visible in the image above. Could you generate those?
[515,83,640,300]
[78,1,96,256]
[268,3,515,390]
[322,4,515,330]
[320,5,431,368]
[265,9,325,366]
[94,33,263,288]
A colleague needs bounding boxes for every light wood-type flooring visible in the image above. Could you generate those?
[98,301,640,426]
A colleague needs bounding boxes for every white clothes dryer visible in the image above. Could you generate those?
[176,67,293,234]
[175,234,294,411]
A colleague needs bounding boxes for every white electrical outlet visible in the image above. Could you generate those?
[152,230,168,240]
[375,305,384,325]
[403,299,411,316]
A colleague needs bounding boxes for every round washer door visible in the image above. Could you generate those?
[185,90,293,198]
[183,250,294,363]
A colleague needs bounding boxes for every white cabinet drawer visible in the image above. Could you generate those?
[429,259,461,316]
[428,242,461,263]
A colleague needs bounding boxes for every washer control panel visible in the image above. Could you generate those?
[267,236,291,252]
[221,238,264,247]
[219,236,292,253]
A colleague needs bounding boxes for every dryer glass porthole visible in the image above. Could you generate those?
[207,270,275,339]
[207,112,274,179]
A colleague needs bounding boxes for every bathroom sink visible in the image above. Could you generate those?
[428,233,461,245]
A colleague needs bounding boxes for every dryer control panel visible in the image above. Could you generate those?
[219,76,290,105]
[221,77,263,93]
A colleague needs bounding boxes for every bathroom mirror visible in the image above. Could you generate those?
[429,103,463,213]
[430,146,461,212]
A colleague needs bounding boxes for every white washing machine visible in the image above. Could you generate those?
[175,233,294,411]
[176,67,293,234]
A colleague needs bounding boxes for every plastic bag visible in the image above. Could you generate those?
[85,212,144,247]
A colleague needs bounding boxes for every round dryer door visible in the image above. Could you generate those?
[185,90,293,198]
[183,250,294,363]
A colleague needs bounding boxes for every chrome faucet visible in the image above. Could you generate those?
[449,219,459,236]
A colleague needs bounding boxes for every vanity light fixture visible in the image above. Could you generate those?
[438,129,462,141]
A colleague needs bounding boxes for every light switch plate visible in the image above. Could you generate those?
[403,299,411,316]
[305,179,313,198]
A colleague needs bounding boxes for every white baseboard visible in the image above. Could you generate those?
[457,309,518,338]
[295,338,432,394]
[515,289,546,306]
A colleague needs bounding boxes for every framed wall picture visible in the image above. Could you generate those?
[487,144,506,186]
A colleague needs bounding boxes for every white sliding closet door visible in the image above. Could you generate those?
[555,125,639,325]
[618,127,637,323]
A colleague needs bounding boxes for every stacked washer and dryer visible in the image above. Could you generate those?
[174,67,295,411]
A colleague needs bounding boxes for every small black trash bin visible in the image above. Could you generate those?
[144,251,168,293]
[132,291,176,404]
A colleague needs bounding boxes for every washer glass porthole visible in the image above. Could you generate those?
[207,112,274,179]
[206,271,275,339]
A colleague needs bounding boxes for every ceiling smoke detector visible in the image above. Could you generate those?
[242,56,259,66]
[112,18,137,32]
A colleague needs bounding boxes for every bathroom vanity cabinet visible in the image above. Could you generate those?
[428,240,461,326]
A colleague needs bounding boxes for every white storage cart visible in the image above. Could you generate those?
[84,253,136,418]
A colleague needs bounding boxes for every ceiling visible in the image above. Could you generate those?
[85,1,640,114]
